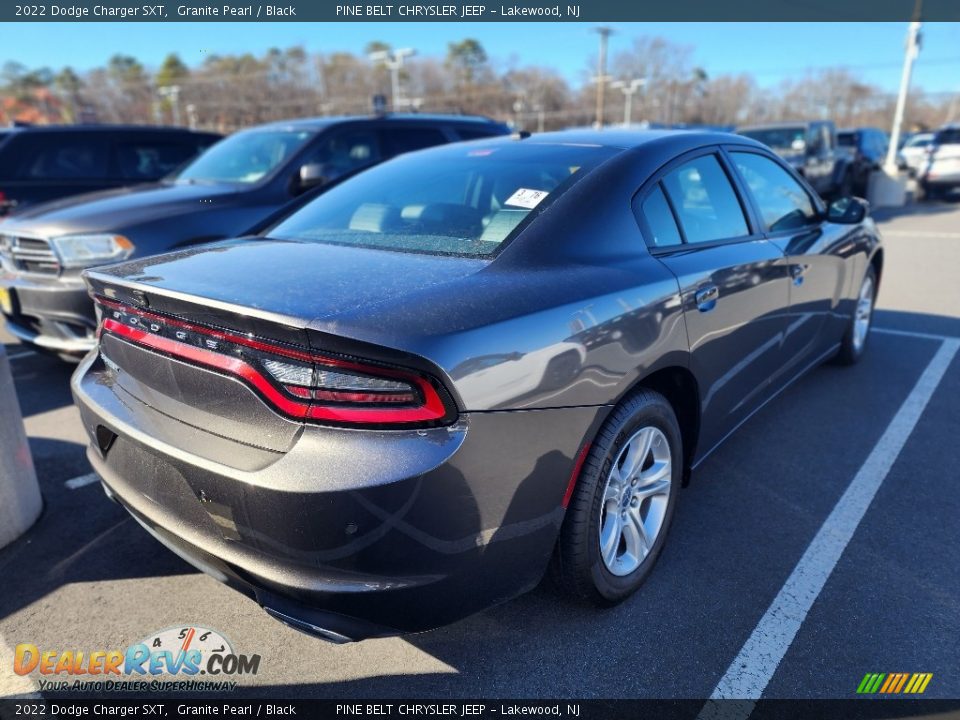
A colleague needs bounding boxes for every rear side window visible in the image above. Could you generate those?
[936,129,960,145]
[640,185,683,248]
[730,152,817,232]
[380,127,448,157]
[114,140,204,180]
[661,154,749,244]
[16,135,109,180]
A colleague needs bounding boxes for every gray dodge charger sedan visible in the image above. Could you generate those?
[72,130,882,641]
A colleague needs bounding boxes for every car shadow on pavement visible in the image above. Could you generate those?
[0,436,199,623]
[873,309,960,338]
[7,347,79,419]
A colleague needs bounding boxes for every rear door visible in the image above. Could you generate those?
[634,149,791,459]
[726,147,851,374]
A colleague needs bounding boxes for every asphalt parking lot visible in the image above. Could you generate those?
[1,198,959,701]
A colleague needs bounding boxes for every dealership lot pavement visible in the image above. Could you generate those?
[1,200,959,700]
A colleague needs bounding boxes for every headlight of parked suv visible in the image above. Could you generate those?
[50,234,134,268]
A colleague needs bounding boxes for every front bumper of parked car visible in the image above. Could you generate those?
[71,348,603,640]
[0,269,98,354]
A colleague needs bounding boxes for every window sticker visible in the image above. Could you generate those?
[504,188,549,209]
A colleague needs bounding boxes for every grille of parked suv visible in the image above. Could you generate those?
[0,235,61,275]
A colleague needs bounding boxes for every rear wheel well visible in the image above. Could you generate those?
[631,366,700,484]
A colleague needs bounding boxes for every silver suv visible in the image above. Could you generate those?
[922,125,960,199]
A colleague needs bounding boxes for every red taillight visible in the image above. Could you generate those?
[95,296,455,428]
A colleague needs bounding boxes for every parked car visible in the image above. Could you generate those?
[0,114,510,356]
[921,124,960,199]
[837,127,889,195]
[0,124,220,216]
[897,132,935,177]
[72,130,882,641]
[737,120,854,199]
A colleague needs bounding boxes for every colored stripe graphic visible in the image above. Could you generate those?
[857,673,932,694]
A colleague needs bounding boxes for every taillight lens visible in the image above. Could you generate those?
[94,296,455,428]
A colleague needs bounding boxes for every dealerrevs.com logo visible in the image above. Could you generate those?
[13,626,261,693]
[857,672,934,695]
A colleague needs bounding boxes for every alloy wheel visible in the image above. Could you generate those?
[598,426,672,577]
[853,274,874,353]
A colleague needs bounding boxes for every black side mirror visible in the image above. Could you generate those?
[297,163,330,192]
[827,196,868,224]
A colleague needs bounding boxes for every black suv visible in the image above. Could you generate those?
[0,114,510,356]
[0,124,220,216]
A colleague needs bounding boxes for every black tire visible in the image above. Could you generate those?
[835,265,877,366]
[552,389,682,605]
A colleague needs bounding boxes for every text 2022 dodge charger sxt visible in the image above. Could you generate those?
[72,131,882,641]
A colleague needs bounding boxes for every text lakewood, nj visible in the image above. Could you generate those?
[336,4,581,17]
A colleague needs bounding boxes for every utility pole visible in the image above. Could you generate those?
[885,0,923,171]
[592,26,614,129]
[368,48,417,111]
[611,78,646,126]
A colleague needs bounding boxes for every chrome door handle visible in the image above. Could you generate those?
[695,285,719,311]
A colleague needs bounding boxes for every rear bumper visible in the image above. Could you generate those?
[0,271,96,353]
[72,349,604,638]
[923,166,960,187]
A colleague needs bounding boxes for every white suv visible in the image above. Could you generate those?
[922,125,960,199]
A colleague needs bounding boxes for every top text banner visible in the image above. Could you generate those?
[2,0,959,22]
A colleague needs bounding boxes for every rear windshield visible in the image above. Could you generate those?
[269,143,619,256]
[739,127,806,151]
[837,132,856,147]
[176,129,313,184]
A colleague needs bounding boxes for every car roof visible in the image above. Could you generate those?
[458,128,766,153]
[4,124,217,135]
[251,113,505,132]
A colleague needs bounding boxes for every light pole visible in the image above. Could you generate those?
[157,85,181,126]
[885,1,923,171]
[368,47,417,111]
[611,78,646,126]
[592,27,614,129]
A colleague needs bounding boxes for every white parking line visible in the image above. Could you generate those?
[5,349,37,361]
[65,472,99,490]
[700,337,959,717]
[873,326,958,342]
[0,629,41,699]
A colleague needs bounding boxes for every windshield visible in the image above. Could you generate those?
[905,135,932,148]
[269,142,619,257]
[740,127,806,150]
[176,129,313,184]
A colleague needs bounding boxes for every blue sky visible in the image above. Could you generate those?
[3,22,959,93]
